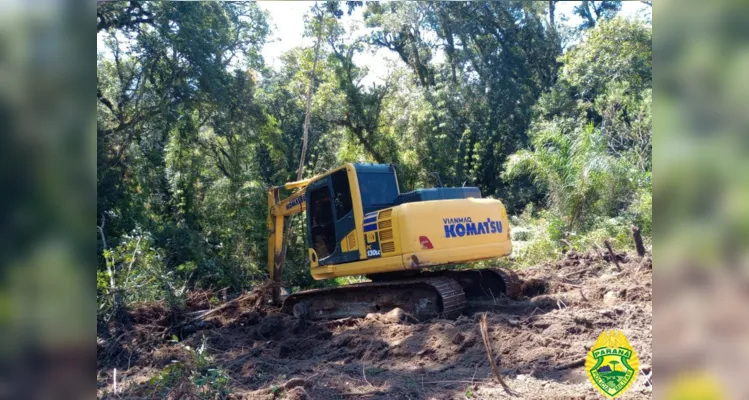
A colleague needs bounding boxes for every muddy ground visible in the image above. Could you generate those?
[97,250,652,399]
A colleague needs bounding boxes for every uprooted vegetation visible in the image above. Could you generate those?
[97,250,652,399]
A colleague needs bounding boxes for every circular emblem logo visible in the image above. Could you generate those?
[586,329,639,398]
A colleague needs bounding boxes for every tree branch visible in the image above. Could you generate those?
[208,142,233,179]
[274,4,326,305]
[580,1,597,27]
[123,236,142,290]
[97,89,119,121]
[332,117,386,163]
[97,1,154,32]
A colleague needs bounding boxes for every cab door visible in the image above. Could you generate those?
[306,169,360,266]
[330,169,359,263]
[307,181,336,263]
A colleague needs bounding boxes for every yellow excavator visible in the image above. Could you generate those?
[268,163,521,320]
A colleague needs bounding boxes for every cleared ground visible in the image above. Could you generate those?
[97,250,652,399]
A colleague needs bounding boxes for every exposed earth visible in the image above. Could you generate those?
[97,250,652,399]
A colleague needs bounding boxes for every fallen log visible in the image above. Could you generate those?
[604,240,622,271]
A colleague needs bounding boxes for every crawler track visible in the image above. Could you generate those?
[282,276,465,321]
[281,267,521,321]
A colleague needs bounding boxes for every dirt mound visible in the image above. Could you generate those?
[97,251,652,399]
[97,286,272,372]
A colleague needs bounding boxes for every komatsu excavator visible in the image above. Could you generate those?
[268,163,521,320]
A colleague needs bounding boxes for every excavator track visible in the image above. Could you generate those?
[281,267,522,321]
[282,276,466,321]
[369,267,521,299]
[432,268,522,301]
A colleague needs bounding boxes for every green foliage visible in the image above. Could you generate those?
[362,2,562,206]
[145,336,232,399]
[97,2,274,309]
[97,226,191,320]
[505,122,636,230]
[97,2,650,315]
[628,186,652,236]
[509,208,565,266]
[504,17,651,263]
[561,18,651,101]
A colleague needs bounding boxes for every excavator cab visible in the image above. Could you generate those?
[304,164,398,267]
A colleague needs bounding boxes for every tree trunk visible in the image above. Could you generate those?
[98,214,122,320]
[275,6,325,302]
[296,10,324,182]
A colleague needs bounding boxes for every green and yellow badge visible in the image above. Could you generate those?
[586,330,639,398]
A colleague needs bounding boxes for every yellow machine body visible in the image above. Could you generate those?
[310,198,512,279]
[267,163,512,286]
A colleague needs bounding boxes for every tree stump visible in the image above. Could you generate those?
[632,226,646,257]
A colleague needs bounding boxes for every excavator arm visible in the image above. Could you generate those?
[267,178,311,304]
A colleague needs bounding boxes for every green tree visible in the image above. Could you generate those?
[97,2,273,316]
[364,2,561,210]
[609,360,620,372]
[504,17,651,237]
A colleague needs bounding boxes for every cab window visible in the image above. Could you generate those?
[357,171,398,213]
[308,185,335,258]
[331,170,353,219]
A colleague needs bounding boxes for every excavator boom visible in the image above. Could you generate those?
[267,180,309,303]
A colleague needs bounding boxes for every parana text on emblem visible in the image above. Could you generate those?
[586,329,639,398]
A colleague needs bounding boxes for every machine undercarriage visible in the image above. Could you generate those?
[282,267,521,320]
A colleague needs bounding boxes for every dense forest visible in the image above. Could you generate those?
[97,1,651,320]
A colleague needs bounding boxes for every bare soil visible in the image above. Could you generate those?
[97,250,652,399]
